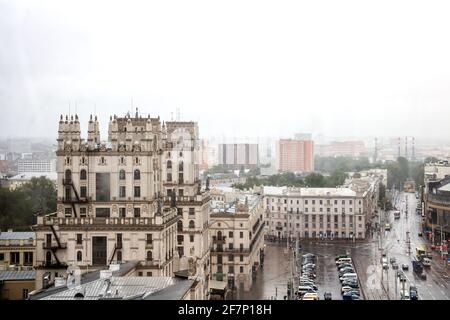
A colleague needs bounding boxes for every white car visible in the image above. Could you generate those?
[341,286,354,294]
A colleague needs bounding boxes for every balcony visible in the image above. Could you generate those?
[42,242,67,250]
[212,236,226,244]
[427,193,450,207]
[139,260,161,268]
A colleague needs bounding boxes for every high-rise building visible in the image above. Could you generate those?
[217,143,259,170]
[32,113,211,299]
[277,139,314,173]
[18,159,56,173]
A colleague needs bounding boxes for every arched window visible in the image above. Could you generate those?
[45,251,52,265]
[117,250,122,263]
[80,169,87,180]
[179,161,183,172]
[65,169,72,182]
[146,251,153,261]
[177,220,183,231]
[134,169,140,180]
[167,160,172,169]
[119,169,126,180]
[189,220,195,229]
[77,251,82,262]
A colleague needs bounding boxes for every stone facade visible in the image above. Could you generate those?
[32,113,210,299]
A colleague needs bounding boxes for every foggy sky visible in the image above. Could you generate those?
[1,0,450,141]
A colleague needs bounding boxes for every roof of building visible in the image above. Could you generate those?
[28,261,139,300]
[211,193,261,214]
[0,231,35,240]
[0,270,36,281]
[438,183,450,192]
[38,276,190,300]
[143,279,194,300]
[263,186,357,197]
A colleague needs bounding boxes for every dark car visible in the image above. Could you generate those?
[342,281,359,289]
[324,292,332,300]
[401,264,409,271]
[409,286,418,300]
[342,292,360,300]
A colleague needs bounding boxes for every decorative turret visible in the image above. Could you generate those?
[87,114,100,148]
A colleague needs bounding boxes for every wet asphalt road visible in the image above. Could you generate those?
[234,192,449,300]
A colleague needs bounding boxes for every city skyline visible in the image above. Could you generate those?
[2,1,450,140]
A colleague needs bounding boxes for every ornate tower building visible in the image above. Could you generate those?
[34,112,209,294]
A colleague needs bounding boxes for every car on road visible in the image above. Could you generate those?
[397,271,407,283]
[400,291,410,300]
[401,264,409,271]
[302,293,319,300]
[421,257,431,267]
[335,255,348,261]
[342,292,360,300]
[409,286,418,300]
[418,232,422,237]
[385,223,391,231]
[324,292,332,300]
[340,273,358,282]
[341,286,355,294]
[382,263,389,270]
[336,257,352,265]
[392,262,399,270]
[338,263,353,270]
[342,281,359,289]
[338,267,355,274]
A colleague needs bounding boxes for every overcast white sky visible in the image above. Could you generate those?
[1,0,450,141]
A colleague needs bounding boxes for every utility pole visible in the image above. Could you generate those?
[395,271,397,300]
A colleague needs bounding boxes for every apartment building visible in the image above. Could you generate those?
[209,193,265,291]
[0,231,36,270]
[277,139,314,173]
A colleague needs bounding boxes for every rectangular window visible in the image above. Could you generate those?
[228,255,234,262]
[0,253,4,261]
[189,208,195,216]
[119,207,126,218]
[240,232,243,238]
[96,173,110,201]
[22,289,29,300]
[64,207,72,217]
[80,186,87,198]
[10,252,20,264]
[178,173,184,184]
[147,272,152,276]
[312,200,315,205]
[240,255,244,262]
[228,265,234,274]
[96,208,111,218]
[119,186,126,198]
[178,189,184,197]
[240,266,244,273]
[80,207,87,217]
[134,186,141,198]
[76,234,82,245]
[146,234,153,245]
[24,252,33,265]
[190,235,194,242]
[167,173,172,182]
[229,231,233,238]
[134,208,140,218]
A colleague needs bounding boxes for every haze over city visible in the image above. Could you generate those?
[1,0,450,140]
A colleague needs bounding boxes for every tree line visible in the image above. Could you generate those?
[0,176,56,231]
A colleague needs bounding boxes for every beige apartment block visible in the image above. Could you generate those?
[263,175,380,241]
[210,192,265,291]
[32,112,211,299]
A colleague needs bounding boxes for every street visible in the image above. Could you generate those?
[234,191,449,300]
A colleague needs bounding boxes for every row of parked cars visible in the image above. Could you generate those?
[335,255,361,300]
[298,253,320,300]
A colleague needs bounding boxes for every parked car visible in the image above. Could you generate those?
[338,263,353,270]
[335,254,348,261]
[392,262,399,270]
[382,263,389,270]
[401,264,409,271]
[342,281,359,289]
[400,291,410,300]
[341,286,354,294]
[324,292,332,300]
[409,286,418,300]
[302,292,319,300]
[342,292,360,300]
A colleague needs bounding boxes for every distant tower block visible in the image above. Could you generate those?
[405,136,408,159]
[374,137,378,162]
[398,137,401,159]
[412,137,415,161]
